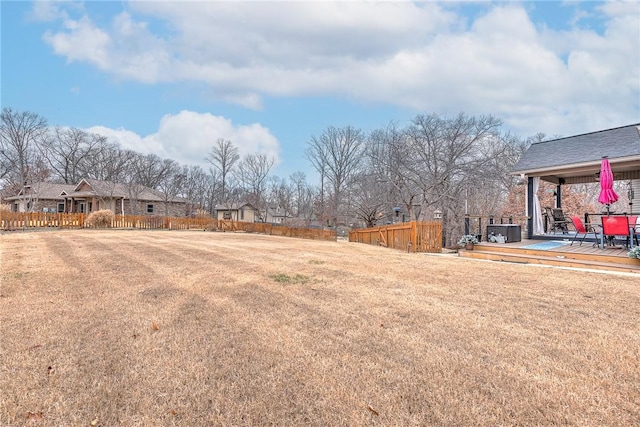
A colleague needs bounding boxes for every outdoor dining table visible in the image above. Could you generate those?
[585,212,637,250]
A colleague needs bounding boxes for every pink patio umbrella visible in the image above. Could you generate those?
[598,157,618,214]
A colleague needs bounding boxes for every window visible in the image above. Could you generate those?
[240,208,244,220]
[223,211,231,220]
[57,202,64,213]
[147,204,154,214]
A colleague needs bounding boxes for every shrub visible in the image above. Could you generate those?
[458,234,479,245]
[86,209,115,228]
[628,246,640,259]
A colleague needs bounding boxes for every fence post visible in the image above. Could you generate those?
[411,221,417,253]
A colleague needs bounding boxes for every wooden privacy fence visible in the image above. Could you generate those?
[0,211,337,241]
[0,212,86,229]
[348,221,442,253]
[236,222,337,241]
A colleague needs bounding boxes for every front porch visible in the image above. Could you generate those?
[458,238,640,274]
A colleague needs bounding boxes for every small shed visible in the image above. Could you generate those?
[214,202,259,222]
[511,123,640,238]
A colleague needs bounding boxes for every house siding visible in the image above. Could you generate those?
[215,207,256,222]
[13,198,62,213]
[122,200,187,217]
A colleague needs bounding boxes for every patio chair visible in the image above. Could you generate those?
[545,207,570,234]
[600,215,631,249]
[569,216,599,246]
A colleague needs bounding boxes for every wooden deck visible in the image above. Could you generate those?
[458,238,640,274]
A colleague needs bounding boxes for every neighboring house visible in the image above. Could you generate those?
[214,202,259,222]
[4,178,189,217]
[265,205,290,224]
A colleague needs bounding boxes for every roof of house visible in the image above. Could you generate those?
[215,202,257,211]
[3,182,76,201]
[69,178,180,202]
[71,179,150,201]
[266,205,289,217]
[512,123,640,174]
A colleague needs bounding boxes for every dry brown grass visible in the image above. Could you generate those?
[0,230,638,426]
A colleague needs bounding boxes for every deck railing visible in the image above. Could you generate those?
[464,214,528,240]
[0,211,337,241]
[348,221,442,253]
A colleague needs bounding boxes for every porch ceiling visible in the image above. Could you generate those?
[518,157,640,185]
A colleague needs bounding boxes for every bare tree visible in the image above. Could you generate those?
[284,171,317,225]
[306,126,365,226]
[156,160,185,216]
[289,171,307,217]
[130,154,174,189]
[265,176,295,220]
[0,108,49,189]
[204,167,221,214]
[81,142,135,182]
[179,165,212,215]
[349,172,387,227]
[38,127,106,184]
[206,139,239,204]
[403,113,504,245]
[305,140,328,225]
[236,153,274,220]
[288,181,317,227]
[366,123,421,222]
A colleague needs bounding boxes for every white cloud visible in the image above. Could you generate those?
[38,1,639,136]
[42,11,170,83]
[43,15,111,69]
[86,111,280,168]
[29,2,64,22]
[27,1,80,22]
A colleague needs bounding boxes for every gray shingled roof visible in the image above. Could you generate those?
[4,182,76,201]
[72,179,165,202]
[512,123,640,173]
[215,202,257,211]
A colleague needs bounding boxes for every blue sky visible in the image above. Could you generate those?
[2,1,639,179]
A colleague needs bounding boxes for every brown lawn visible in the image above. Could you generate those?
[0,230,639,426]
